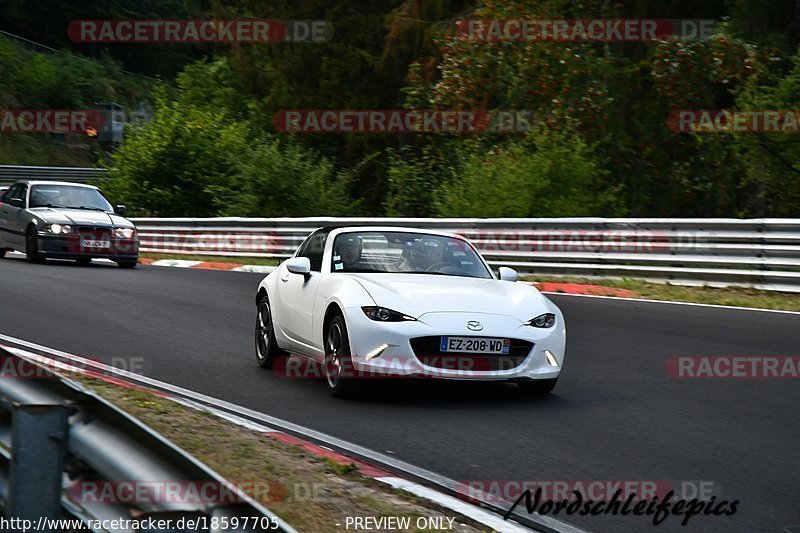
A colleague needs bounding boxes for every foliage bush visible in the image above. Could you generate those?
[433,132,618,217]
[104,87,356,217]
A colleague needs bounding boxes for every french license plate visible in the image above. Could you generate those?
[440,336,511,354]
[81,239,111,249]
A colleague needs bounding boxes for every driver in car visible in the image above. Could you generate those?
[412,238,446,271]
[335,235,366,270]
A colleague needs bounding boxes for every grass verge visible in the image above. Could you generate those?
[524,276,800,312]
[77,376,489,533]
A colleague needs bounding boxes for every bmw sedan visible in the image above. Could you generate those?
[0,181,138,268]
[254,226,566,397]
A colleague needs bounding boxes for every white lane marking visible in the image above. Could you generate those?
[3,346,94,374]
[231,265,276,273]
[169,395,281,433]
[149,259,204,268]
[0,332,581,533]
[540,291,800,316]
[380,477,537,533]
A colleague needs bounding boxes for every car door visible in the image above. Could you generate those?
[275,230,329,355]
[8,184,28,247]
[0,185,11,246]
[0,184,25,248]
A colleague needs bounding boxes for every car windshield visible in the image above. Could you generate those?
[29,184,114,212]
[331,231,492,279]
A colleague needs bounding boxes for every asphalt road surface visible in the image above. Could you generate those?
[1,256,798,533]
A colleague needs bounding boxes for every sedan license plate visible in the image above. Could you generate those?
[81,239,111,249]
[440,336,510,354]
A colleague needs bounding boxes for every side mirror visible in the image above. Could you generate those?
[8,198,24,208]
[498,266,519,282]
[286,257,311,276]
[114,205,127,216]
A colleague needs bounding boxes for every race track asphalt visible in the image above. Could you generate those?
[1,256,798,533]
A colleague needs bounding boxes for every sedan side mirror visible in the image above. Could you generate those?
[7,198,24,208]
[114,205,127,216]
[498,266,519,282]
[286,257,311,276]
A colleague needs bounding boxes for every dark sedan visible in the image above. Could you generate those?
[0,181,138,268]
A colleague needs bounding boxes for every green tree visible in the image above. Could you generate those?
[434,132,618,217]
[105,86,356,217]
[734,45,800,216]
[212,138,357,217]
[104,91,248,216]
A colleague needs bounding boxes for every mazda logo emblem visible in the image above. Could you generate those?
[466,320,483,331]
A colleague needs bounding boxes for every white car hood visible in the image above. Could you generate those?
[348,273,550,322]
[30,208,131,227]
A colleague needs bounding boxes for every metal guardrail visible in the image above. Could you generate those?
[0,346,294,532]
[130,217,800,292]
[0,165,107,187]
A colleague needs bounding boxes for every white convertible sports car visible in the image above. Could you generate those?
[254,226,566,397]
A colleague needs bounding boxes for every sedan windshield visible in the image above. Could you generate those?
[331,231,492,279]
[29,184,114,212]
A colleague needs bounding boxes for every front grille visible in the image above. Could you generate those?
[68,226,113,254]
[410,336,533,371]
[77,226,112,240]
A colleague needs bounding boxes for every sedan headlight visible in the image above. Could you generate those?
[361,307,416,322]
[525,313,556,328]
[45,224,72,234]
[113,227,136,239]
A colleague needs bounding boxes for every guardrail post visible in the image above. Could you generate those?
[8,404,70,529]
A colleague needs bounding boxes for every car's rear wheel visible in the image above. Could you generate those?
[255,296,286,368]
[76,258,91,266]
[116,260,137,269]
[25,226,44,263]
[325,315,360,398]
[517,378,558,394]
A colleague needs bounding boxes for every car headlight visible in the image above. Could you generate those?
[45,224,72,234]
[525,313,556,328]
[361,307,416,322]
[113,227,136,239]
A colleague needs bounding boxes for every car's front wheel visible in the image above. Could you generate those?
[25,226,44,263]
[325,315,361,398]
[255,296,286,368]
[517,378,558,394]
[116,260,137,269]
